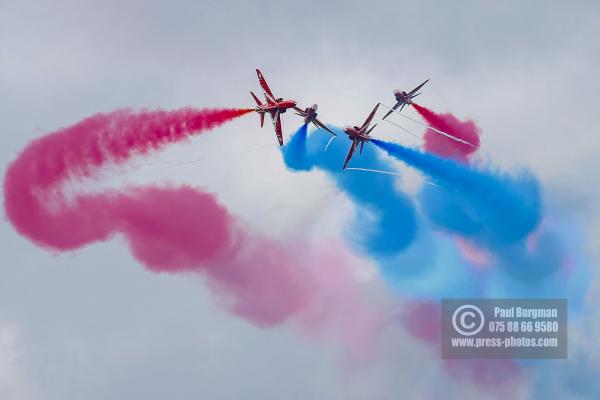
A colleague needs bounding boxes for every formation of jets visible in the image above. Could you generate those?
[250,68,429,169]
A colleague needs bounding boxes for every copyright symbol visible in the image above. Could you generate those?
[452,304,485,336]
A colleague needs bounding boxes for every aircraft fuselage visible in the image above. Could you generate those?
[393,90,412,104]
[343,127,370,142]
[302,106,318,124]
[255,99,297,113]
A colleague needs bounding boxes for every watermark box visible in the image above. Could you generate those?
[441,299,567,359]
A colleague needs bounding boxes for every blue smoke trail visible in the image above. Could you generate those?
[283,125,418,259]
[282,127,590,302]
[283,123,311,171]
[283,125,477,298]
[372,139,543,247]
[370,139,589,289]
[283,126,595,398]
[283,126,496,299]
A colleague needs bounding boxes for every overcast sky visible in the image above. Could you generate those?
[2,1,600,399]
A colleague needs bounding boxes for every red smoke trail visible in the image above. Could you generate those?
[3,107,378,354]
[4,107,251,249]
[412,103,481,163]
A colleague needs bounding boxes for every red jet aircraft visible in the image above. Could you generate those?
[293,104,336,137]
[382,79,429,119]
[251,69,297,145]
[341,103,380,169]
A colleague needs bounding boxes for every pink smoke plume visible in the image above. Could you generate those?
[3,107,379,355]
[4,107,252,249]
[412,103,481,163]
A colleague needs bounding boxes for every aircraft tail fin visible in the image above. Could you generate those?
[250,91,263,106]
[366,123,378,135]
[260,113,265,127]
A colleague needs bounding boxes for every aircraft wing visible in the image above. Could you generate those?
[270,110,284,146]
[293,106,306,117]
[360,103,380,131]
[382,101,402,120]
[312,117,337,136]
[343,139,358,170]
[256,69,275,100]
[407,79,429,96]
